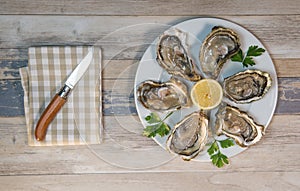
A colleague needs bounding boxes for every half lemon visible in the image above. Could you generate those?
[191,79,223,110]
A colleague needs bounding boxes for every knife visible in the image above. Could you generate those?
[35,48,94,141]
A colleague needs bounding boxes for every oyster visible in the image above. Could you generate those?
[223,70,272,103]
[156,28,201,81]
[136,77,191,112]
[199,26,240,79]
[166,111,208,160]
[215,103,265,147]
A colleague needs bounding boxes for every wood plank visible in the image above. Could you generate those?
[0,76,299,116]
[1,59,300,81]
[276,78,300,114]
[0,48,28,60]
[1,0,299,15]
[0,79,24,116]
[0,15,299,59]
[0,60,27,80]
[0,0,298,187]
[0,172,299,191]
[274,59,300,78]
[0,115,299,175]
[103,59,300,79]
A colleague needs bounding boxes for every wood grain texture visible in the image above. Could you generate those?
[0,16,299,58]
[2,59,300,80]
[0,50,300,117]
[0,79,24,116]
[0,76,299,116]
[0,172,299,191]
[1,0,300,15]
[0,115,299,175]
[0,1,299,189]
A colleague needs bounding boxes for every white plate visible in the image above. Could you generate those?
[134,18,278,161]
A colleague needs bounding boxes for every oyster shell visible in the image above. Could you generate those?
[199,26,240,79]
[156,28,201,81]
[215,103,265,147]
[223,70,272,103]
[166,111,208,160]
[136,77,191,112]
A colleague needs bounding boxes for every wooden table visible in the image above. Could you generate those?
[0,1,299,190]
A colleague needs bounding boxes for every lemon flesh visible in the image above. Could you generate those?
[191,79,223,110]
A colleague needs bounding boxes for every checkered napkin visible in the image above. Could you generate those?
[20,46,103,146]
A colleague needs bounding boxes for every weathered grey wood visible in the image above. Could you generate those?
[0,114,299,175]
[0,56,300,116]
[0,0,299,188]
[1,59,300,81]
[277,78,300,114]
[0,56,300,117]
[0,60,26,79]
[0,172,299,191]
[0,76,299,116]
[1,0,299,15]
[0,16,299,59]
[103,59,300,78]
[0,80,24,116]
[0,49,28,60]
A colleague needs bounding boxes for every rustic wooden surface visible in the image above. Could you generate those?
[0,0,300,190]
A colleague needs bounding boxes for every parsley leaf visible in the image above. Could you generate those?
[210,152,229,168]
[143,124,160,137]
[207,141,218,155]
[219,139,235,148]
[157,123,170,137]
[207,138,235,168]
[143,112,173,138]
[145,112,161,124]
[243,57,255,67]
[231,45,265,67]
[230,49,243,62]
[247,45,265,57]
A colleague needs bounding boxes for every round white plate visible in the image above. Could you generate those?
[134,17,278,161]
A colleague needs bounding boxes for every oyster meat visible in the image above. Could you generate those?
[199,26,240,79]
[215,103,265,147]
[223,70,272,103]
[136,77,191,112]
[166,111,208,160]
[156,28,201,81]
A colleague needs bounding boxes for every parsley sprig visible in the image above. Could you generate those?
[143,112,173,137]
[143,112,235,168]
[231,45,265,67]
[207,138,235,168]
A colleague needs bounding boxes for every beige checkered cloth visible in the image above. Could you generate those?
[20,46,103,146]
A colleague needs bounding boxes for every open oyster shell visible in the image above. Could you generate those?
[215,103,265,147]
[223,70,272,103]
[136,77,191,112]
[156,28,201,81]
[199,26,240,79]
[166,111,208,160]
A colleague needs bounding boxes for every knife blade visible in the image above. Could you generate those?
[35,48,94,141]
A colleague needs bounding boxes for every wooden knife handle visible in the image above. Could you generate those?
[35,94,67,141]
